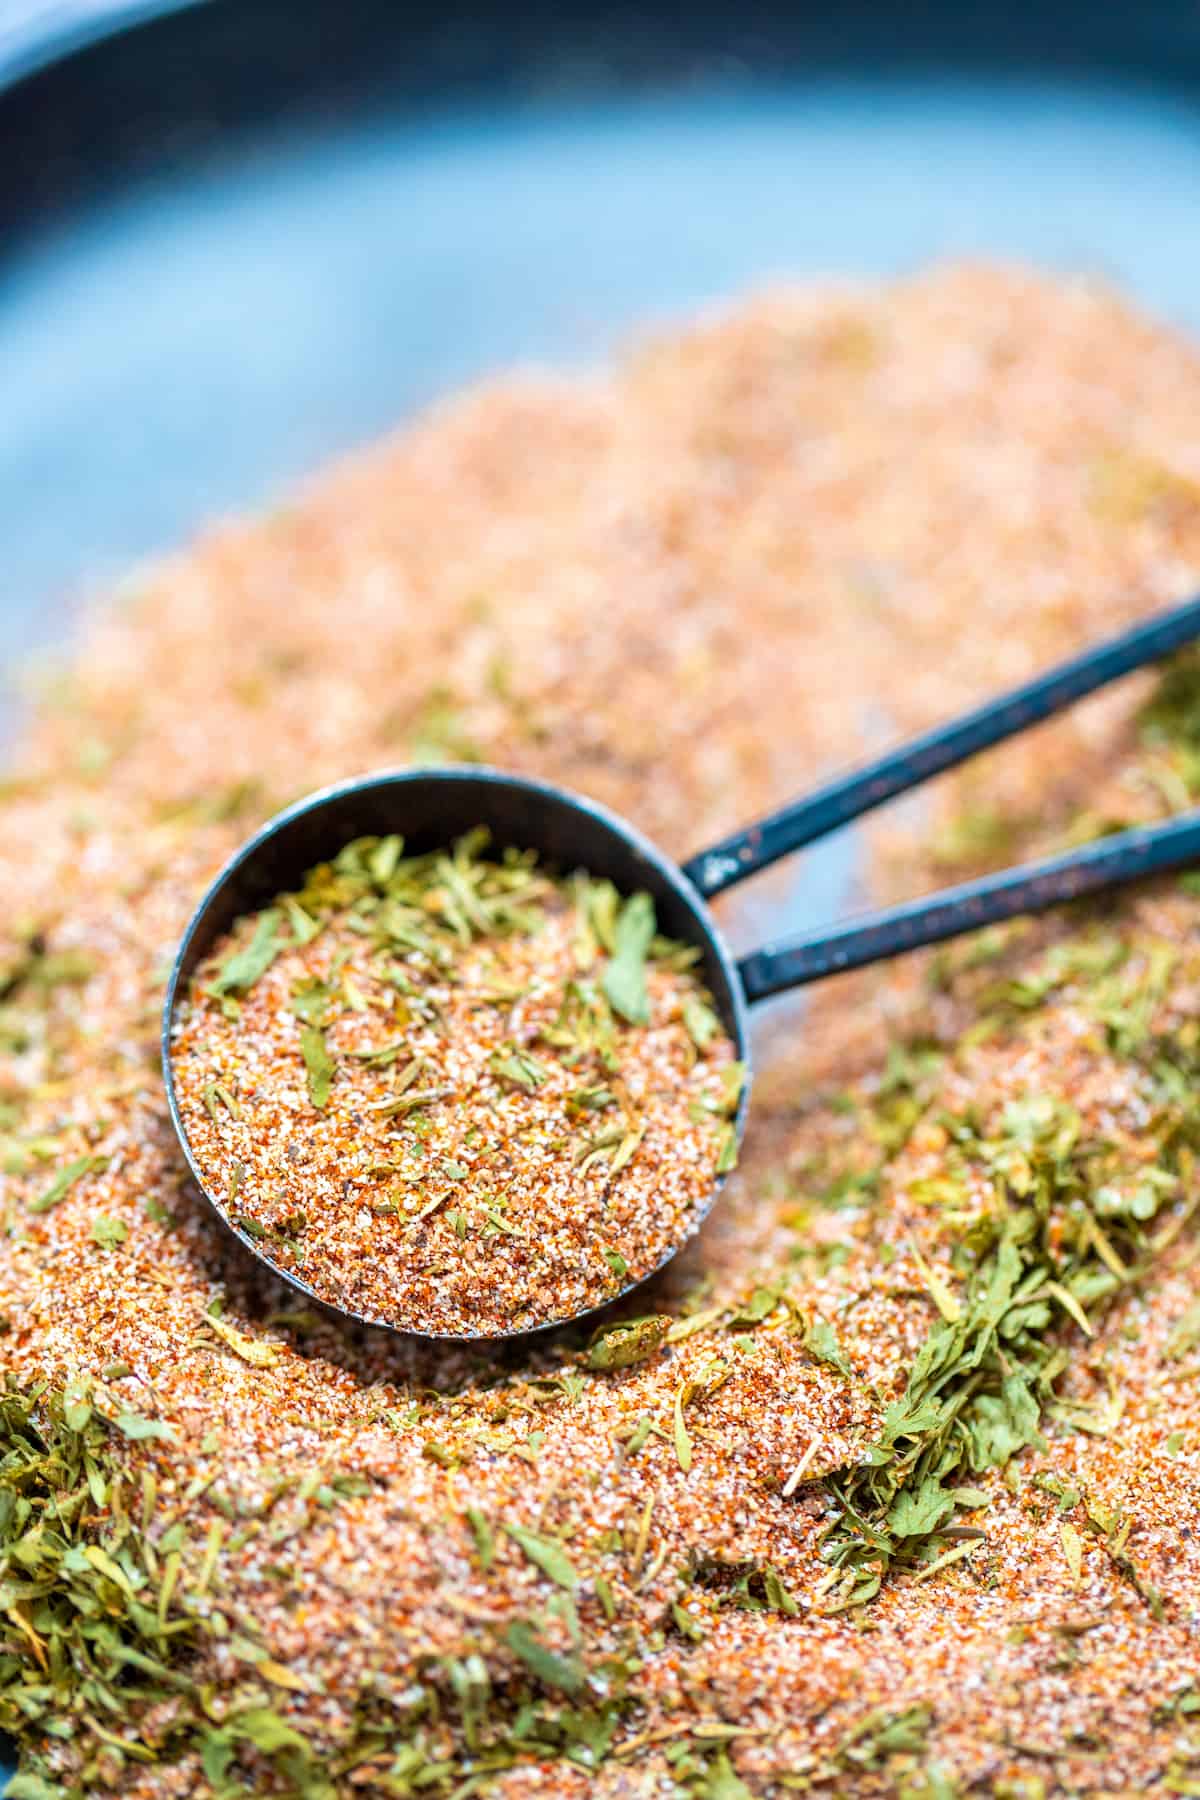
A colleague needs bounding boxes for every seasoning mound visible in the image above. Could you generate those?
[169,830,739,1333]
[8,265,1200,1798]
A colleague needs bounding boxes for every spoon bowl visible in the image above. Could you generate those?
[162,765,752,1340]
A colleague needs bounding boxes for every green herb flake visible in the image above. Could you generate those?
[505,1523,579,1590]
[488,1045,552,1091]
[609,1127,645,1176]
[624,1415,655,1455]
[202,1080,241,1123]
[208,908,282,997]
[1167,1297,1200,1360]
[887,1475,954,1540]
[114,1410,178,1443]
[565,1083,617,1115]
[223,1706,309,1756]
[300,1023,335,1108]
[762,1563,801,1616]
[673,1383,693,1473]
[28,1154,100,1215]
[283,895,320,945]
[289,977,334,1023]
[504,1620,584,1695]
[368,834,403,885]
[90,1215,129,1251]
[805,1314,853,1379]
[719,1060,747,1115]
[466,1505,494,1570]
[1061,1519,1084,1585]
[7,1776,66,1800]
[838,1704,932,1770]
[207,1311,280,1368]
[710,1754,756,1799]
[683,993,722,1051]
[586,1315,670,1371]
[728,1286,778,1328]
[602,890,656,1025]
[672,1599,707,1642]
[586,879,620,953]
[62,1378,92,1433]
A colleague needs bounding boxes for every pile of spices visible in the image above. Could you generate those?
[170,832,738,1333]
[4,266,1200,1798]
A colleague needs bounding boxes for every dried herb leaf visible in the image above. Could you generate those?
[805,1315,853,1379]
[716,1124,739,1174]
[224,1706,309,1755]
[209,908,282,996]
[505,1523,578,1590]
[683,994,722,1052]
[839,1704,932,1768]
[207,1311,280,1368]
[673,1382,693,1473]
[62,1378,92,1432]
[90,1215,128,1251]
[888,1475,954,1540]
[719,1061,747,1115]
[284,895,321,945]
[697,1752,754,1800]
[1167,1297,1200,1360]
[7,1776,65,1800]
[586,1315,670,1371]
[300,1023,334,1108]
[488,1046,552,1091]
[504,1620,584,1695]
[565,1083,617,1115]
[28,1154,99,1215]
[672,1599,707,1642]
[728,1287,778,1328]
[1061,1520,1083,1585]
[258,1658,308,1691]
[602,891,656,1025]
[762,1563,801,1616]
[466,1505,494,1570]
[114,1410,177,1442]
[203,1080,241,1122]
[289,977,334,1023]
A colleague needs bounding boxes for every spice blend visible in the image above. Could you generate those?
[5,266,1200,1797]
[170,833,739,1333]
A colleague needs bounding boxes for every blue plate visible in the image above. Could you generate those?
[3,3,1200,1788]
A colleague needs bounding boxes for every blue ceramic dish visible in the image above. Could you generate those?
[3,1,1200,1785]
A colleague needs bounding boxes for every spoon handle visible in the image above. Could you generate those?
[737,809,1200,1003]
[682,592,1200,900]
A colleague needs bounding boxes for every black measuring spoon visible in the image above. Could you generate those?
[163,594,1200,1338]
